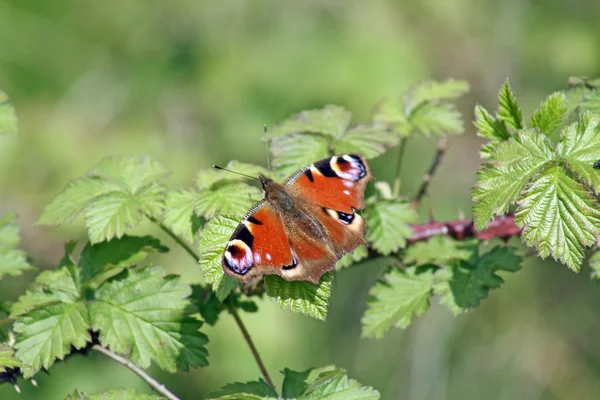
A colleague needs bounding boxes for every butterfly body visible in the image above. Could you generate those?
[223,154,373,284]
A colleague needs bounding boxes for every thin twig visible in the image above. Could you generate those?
[147,215,275,388]
[412,137,449,205]
[92,345,180,400]
[228,306,275,389]
[393,138,408,197]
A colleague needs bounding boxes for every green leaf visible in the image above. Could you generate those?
[0,212,34,279]
[79,235,169,285]
[90,266,208,371]
[88,156,169,193]
[361,267,433,338]
[271,133,331,177]
[515,165,600,271]
[472,129,554,230]
[198,215,239,299]
[297,366,380,400]
[474,105,510,141]
[14,301,91,378]
[410,102,464,136]
[404,236,477,266]
[336,245,368,269]
[443,246,521,309]
[65,388,163,400]
[373,96,409,136]
[191,285,225,326]
[0,345,20,373]
[208,379,278,399]
[264,273,332,320]
[196,182,262,220]
[85,191,144,244]
[582,89,600,114]
[497,80,523,130]
[0,91,18,136]
[408,79,470,108]
[195,161,270,191]
[333,123,399,159]
[530,92,566,134]
[557,112,600,193]
[282,368,312,399]
[589,249,600,279]
[366,200,417,255]
[270,105,351,139]
[162,189,200,243]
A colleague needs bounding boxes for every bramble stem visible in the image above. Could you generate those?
[393,138,408,197]
[93,345,180,400]
[147,214,275,389]
[412,137,448,205]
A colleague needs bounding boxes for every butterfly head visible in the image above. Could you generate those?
[260,174,294,211]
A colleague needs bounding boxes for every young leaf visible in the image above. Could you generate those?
[557,111,600,193]
[373,96,410,136]
[0,212,34,279]
[90,266,208,371]
[196,182,261,219]
[515,165,600,271]
[162,189,199,243]
[530,92,567,134]
[198,215,239,299]
[270,105,351,139]
[472,129,554,230]
[408,79,470,108]
[362,267,434,338]
[333,123,399,159]
[208,378,278,399]
[87,156,169,193]
[497,80,524,130]
[0,345,20,373]
[582,89,600,114]
[0,91,18,136]
[474,105,510,141]
[85,191,144,243]
[297,366,380,399]
[366,200,417,255]
[271,133,330,177]
[410,102,464,136]
[404,236,477,266]
[65,388,163,400]
[14,301,91,378]
[79,235,169,284]
[264,273,332,320]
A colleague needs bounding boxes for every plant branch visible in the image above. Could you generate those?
[392,138,408,197]
[228,305,275,389]
[412,136,448,205]
[93,345,180,400]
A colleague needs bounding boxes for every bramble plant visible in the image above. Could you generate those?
[1,76,600,399]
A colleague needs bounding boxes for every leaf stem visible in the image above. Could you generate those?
[412,136,449,205]
[393,138,408,197]
[146,214,275,389]
[228,305,275,389]
[92,345,180,400]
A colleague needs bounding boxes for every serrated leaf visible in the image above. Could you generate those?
[0,91,18,136]
[88,156,169,193]
[497,80,523,130]
[208,379,278,399]
[410,102,464,136]
[361,267,433,338]
[432,266,463,316]
[282,368,312,399]
[0,212,34,279]
[474,105,510,141]
[515,165,600,271]
[90,266,208,371]
[196,182,261,219]
[404,236,477,266]
[0,345,20,373]
[366,200,416,255]
[85,191,143,244]
[408,79,470,109]
[270,105,351,139]
[582,90,600,114]
[162,189,199,243]
[557,112,600,193]
[65,388,163,400]
[198,215,239,299]
[191,285,225,326]
[472,129,554,230]
[373,96,410,136]
[79,235,169,284]
[298,366,380,400]
[271,133,331,177]
[531,92,566,134]
[336,245,368,269]
[196,161,270,191]
[333,123,399,159]
[264,273,332,320]
[14,301,91,378]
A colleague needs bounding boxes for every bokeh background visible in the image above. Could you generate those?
[2,1,600,399]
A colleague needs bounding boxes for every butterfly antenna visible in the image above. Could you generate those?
[212,165,260,181]
[264,124,271,178]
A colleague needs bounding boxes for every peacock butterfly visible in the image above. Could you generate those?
[222,154,374,284]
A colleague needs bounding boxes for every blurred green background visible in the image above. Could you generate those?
[1,0,600,399]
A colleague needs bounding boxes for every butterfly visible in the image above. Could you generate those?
[222,154,374,284]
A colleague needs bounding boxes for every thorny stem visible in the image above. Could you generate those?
[93,345,181,400]
[148,215,275,389]
[392,138,408,197]
[412,137,449,206]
